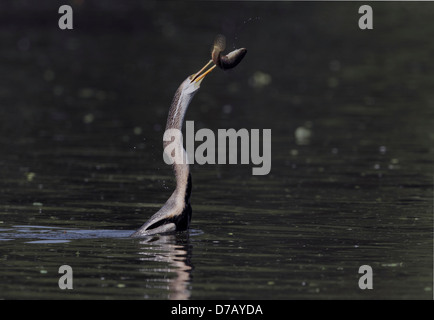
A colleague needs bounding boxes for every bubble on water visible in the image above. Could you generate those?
[290,149,299,156]
[249,71,272,88]
[134,127,142,135]
[295,126,312,145]
[26,172,36,182]
[83,113,94,124]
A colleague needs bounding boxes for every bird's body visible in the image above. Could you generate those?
[130,77,201,237]
[131,37,246,238]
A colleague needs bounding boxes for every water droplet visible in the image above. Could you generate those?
[83,113,94,124]
[134,127,142,135]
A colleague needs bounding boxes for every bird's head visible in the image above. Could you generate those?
[188,60,216,88]
[176,60,216,97]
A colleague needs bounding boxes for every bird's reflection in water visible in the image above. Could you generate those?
[135,232,194,300]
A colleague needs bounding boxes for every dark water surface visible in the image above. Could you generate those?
[0,1,433,299]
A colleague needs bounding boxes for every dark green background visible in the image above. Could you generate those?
[0,1,432,299]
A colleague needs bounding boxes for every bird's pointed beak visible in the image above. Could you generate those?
[190,60,216,84]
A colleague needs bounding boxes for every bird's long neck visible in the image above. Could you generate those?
[164,83,194,200]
